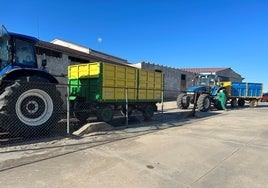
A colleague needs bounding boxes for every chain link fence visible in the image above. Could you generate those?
[0,80,183,148]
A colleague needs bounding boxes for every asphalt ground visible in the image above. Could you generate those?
[0,101,267,188]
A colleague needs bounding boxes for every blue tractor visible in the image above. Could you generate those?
[177,73,225,112]
[0,25,63,136]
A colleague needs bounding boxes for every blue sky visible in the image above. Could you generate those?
[2,0,268,91]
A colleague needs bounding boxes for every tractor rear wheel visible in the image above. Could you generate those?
[197,94,211,112]
[176,93,190,109]
[0,81,63,136]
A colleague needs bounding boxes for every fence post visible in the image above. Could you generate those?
[125,88,128,126]
[66,84,70,134]
[161,90,164,122]
[191,92,197,117]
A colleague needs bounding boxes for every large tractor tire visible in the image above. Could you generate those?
[176,93,190,109]
[0,81,63,136]
[197,94,211,112]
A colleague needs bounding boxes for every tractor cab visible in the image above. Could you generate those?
[196,74,217,92]
[0,25,38,75]
[187,73,218,93]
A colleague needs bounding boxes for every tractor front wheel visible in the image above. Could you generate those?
[197,94,211,112]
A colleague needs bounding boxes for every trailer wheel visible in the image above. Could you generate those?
[0,81,62,136]
[73,102,90,123]
[238,99,245,107]
[197,94,211,112]
[176,93,190,109]
[74,112,90,123]
[231,99,237,108]
[143,104,155,120]
[250,99,258,107]
[97,105,114,122]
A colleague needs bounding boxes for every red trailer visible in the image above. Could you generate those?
[261,93,268,102]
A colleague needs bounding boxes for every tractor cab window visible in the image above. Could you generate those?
[0,38,10,69]
[198,76,209,86]
[14,39,37,67]
[209,77,215,87]
[0,25,11,69]
[198,74,217,91]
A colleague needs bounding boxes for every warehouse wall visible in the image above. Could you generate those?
[37,54,69,84]
[36,54,87,85]
[36,54,73,108]
[132,62,195,100]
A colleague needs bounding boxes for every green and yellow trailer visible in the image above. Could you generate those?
[68,62,164,122]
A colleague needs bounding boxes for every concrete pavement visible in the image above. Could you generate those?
[0,103,267,188]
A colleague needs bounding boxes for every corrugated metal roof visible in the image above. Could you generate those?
[180,68,229,73]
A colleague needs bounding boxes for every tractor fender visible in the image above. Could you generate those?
[1,68,59,84]
[210,85,221,96]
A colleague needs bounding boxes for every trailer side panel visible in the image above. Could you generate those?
[220,81,263,98]
[68,62,163,103]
